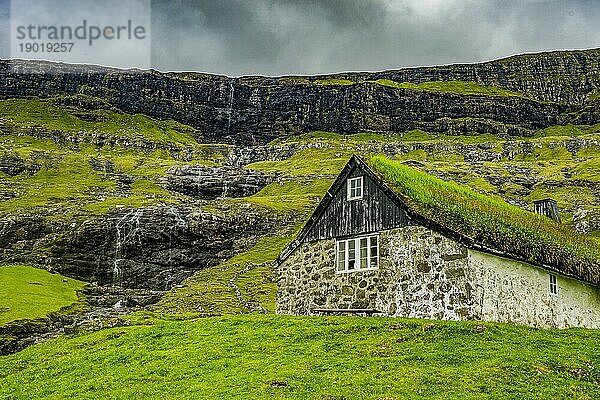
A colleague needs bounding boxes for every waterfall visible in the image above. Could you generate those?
[226,82,234,135]
[164,207,188,287]
[112,209,143,287]
[168,206,188,229]
[249,87,261,109]
[196,169,202,197]
[222,180,229,198]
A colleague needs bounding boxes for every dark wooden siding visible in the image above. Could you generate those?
[305,166,411,241]
[534,199,561,223]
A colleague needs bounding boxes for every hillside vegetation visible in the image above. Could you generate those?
[0,97,229,215]
[0,265,86,325]
[0,97,200,146]
[156,235,292,315]
[1,315,598,399]
[2,62,600,399]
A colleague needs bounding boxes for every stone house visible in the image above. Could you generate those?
[276,155,600,328]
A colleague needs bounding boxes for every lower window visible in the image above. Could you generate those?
[549,274,558,295]
[336,235,379,272]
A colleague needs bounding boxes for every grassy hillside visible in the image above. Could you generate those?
[0,97,199,146]
[2,96,600,399]
[0,134,185,214]
[156,235,292,315]
[0,97,230,215]
[373,79,525,97]
[1,314,598,399]
[0,265,86,325]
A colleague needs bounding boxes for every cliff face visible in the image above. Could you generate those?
[2,49,600,145]
[1,205,274,290]
[335,49,600,103]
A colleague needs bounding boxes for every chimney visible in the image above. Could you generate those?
[534,199,561,223]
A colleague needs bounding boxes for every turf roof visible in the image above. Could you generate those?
[280,154,600,287]
[366,154,600,286]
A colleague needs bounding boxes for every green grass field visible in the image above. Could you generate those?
[373,79,526,98]
[0,314,598,399]
[0,265,86,325]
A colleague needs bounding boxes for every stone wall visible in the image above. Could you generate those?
[277,226,474,318]
[277,225,600,328]
[386,227,475,320]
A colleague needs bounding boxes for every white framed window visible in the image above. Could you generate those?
[336,235,379,273]
[549,274,558,295]
[347,176,363,200]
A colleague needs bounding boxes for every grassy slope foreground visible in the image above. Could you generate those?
[0,315,598,399]
[0,265,86,326]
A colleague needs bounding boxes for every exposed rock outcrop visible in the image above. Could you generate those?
[2,49,600,145]
[164,165,273,199]
[0,205,274,290]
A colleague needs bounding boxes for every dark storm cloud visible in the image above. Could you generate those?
[150,0,600,76]
[3,0,598,74]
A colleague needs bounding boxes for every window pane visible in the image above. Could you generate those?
[360,238,368,269]
[348,239,356,270]
[347,177,363,199]
[370,236,378,268]
[550,274,557,294]
[337,241,346,271]
[356,179,362,197]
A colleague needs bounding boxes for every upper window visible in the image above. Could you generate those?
[336,235,378,273]
[549,274,558,295]
[347,176,363,200]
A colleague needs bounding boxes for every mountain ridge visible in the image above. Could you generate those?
[2,48,600,144]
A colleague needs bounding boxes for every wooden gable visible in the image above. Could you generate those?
[304,159,411,241]
[278,155,413,263]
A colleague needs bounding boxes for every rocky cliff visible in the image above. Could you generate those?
[2,48,600,145]
[1,201,280,290]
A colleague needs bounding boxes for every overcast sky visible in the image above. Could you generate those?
[2,0,599,76]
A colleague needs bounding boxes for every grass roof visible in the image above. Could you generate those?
[366,155,600,286]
